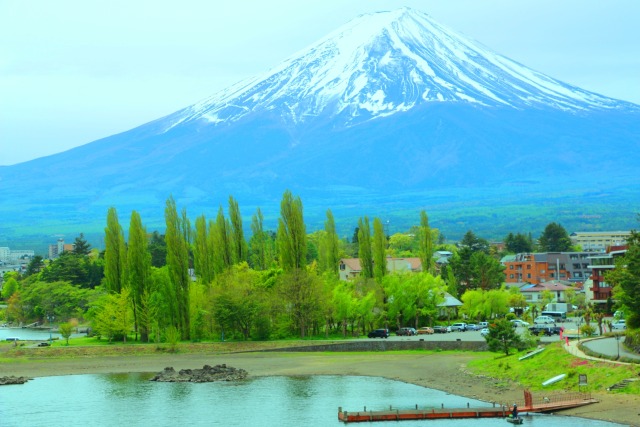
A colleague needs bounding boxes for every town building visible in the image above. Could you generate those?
[585,245,628,304]
[518,280,575,304]
[48,238,74,259]
[570,231,631,252]
[502,251,598,285]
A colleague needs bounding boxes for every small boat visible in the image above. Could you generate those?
[506,416,524,424]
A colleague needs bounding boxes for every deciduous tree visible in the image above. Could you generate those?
[357,217,373,279]
[372,218,387,283]
[104,207,127,293]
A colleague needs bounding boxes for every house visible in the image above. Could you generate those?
[519,280,575,304]
[338,257,421,281]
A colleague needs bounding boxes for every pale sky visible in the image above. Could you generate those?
[1,0,639,166]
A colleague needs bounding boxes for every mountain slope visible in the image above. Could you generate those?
[1,7,639,240]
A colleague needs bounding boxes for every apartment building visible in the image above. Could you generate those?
[570,231,631,252]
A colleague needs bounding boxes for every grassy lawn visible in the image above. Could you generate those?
[467,342,640,395]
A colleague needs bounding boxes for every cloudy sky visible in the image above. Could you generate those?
[1,0,639,166]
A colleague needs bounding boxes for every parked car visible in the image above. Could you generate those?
[480,328,490,336]
[510,319,530,328]
[450,322,467,332]
[478,321,489,328]
[368,328,389,338]
[466,323,479,331]
[417,327,434,335]
[433,326,449,334]
[528,325,554,336]
[534,316,555,325]
[396,327,417,336]
[612,320,626,330]
[37,342,51,347]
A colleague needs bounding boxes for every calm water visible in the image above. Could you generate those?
[0,374,624,427]
[0,327,84,341]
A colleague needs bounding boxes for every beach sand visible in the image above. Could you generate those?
[1,348,638,426]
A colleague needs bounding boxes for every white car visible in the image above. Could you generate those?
[480,328,490,336]
[612,320,626,330]
[510,319,530,328]
[534,316,555,324]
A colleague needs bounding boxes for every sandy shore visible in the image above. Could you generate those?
[1,350,638,426]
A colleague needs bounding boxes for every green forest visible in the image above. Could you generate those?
[1,190,638,343]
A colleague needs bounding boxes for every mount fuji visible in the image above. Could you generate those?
[1,8,639,241]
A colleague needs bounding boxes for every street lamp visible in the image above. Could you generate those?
[47,314,54,344]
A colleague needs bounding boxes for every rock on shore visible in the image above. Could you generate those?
[0,376,30,385]
[150,364,248,383]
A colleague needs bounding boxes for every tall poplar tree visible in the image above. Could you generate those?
[319,209,340,275]
[104,207,127,293]
[194,215,214,284]
[418,210,434,275]
[127,210,151,341]
[228,196,247,264]
[358,216,373,279]
[212,206,233,273]
[372,217,388,282]
[249,208,269,270]
[164,197,191,339]
[276,190,307,271]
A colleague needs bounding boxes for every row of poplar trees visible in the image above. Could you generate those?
[101,190,436,341]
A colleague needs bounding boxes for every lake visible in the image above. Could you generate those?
[0,374,624,427]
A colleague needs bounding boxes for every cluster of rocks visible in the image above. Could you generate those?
[0,376,29,385]
[150,364,248,383]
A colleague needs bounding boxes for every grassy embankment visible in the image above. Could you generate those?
[468,342,640,395]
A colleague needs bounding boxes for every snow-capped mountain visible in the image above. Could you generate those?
[165,7,636,132]
[1,8,639,240]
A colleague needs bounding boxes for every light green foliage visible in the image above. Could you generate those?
[164,197,191,340]
[127,210,151,341]
[319,209,340,275]
[357,217,373,278]
[58,322,74,345]
[104,207,127,293]
[276,190,307,271]
[91,288,133,342]
[211,263,264,340]
[18,280,94,322]
[332,282,357,337]
[275,269,325,338]
[228,196,248,264]
[249,208,274,271]
[383,272,446,329]
[461,288,510,321]
[387,233,414,257]
[193,215,214,284]
[1,277,19,300]
[372,218,387,283]
[418,210,434,275]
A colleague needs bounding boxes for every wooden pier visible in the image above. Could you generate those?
[338,390,598,423]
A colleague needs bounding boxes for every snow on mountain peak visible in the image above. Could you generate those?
[165,8,634,132]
